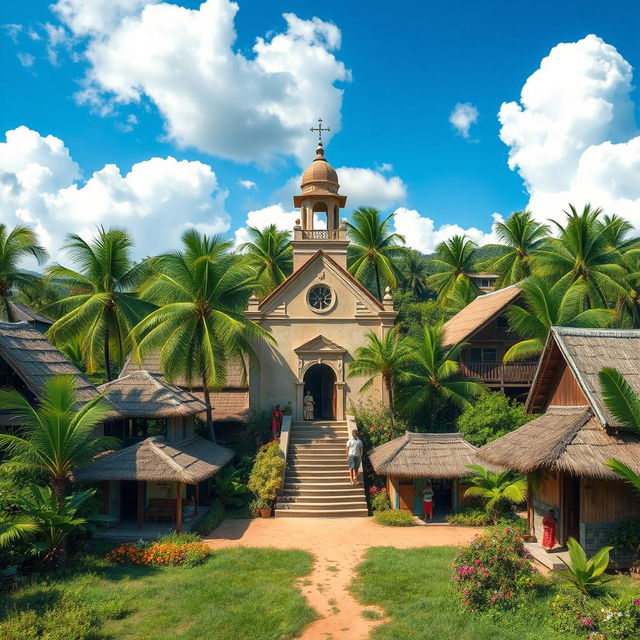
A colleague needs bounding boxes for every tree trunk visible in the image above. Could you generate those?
[374,261,382,301]
[203,380,216,442]
[385,374,395,428]
[104,324,112,382]
[53,477,68,568]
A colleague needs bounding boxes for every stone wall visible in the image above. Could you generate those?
[580,522,634,569]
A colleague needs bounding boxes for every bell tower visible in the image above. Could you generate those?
[292,123,349,270]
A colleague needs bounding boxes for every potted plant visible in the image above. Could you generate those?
[247,441,286,519]
[283,402,292,416]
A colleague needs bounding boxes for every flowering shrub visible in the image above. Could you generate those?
[369,486,390,512]
[351,399,409,448]
[106,539,211,567]
[550,593,640,638]
[451,527,535,612]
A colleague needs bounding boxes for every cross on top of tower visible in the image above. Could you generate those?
[310,118,330,144]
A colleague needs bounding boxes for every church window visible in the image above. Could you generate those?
[308,285,333,311]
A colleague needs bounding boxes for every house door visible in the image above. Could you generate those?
[398,481,414,512]
[120,481,138,520]
[303,364,336,420]
[562,475,581,544]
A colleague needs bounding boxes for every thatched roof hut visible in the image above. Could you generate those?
[442,284,521,346]
[369,431,492,479]
[121,353,249,423]
[98,371,206,419]
[478,406,640,479]
[74,435,234,485]
[0,321,100,405]
[5,303,53,328]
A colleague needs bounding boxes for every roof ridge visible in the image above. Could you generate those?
[552,326,640,338]
[148,437,187,475]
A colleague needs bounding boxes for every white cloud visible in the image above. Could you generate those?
[17,52,35,68]
[238,179,257,190]
[449,103,479,139]
[375,162,393,173]
[233,204,297,247]
[3,24,22,44]
[392,208,501,254]
[52,0,350,166]
[44,22,70,65]
[499,34,640,229]
[0,126,230,263]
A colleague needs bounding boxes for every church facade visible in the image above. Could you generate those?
[246,141,397,422]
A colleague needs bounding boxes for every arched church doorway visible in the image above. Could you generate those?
[303,364,336,420]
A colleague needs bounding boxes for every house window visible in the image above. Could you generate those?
[470,347,497,363]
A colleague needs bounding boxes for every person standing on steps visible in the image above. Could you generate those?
[271,404,284,440]
[303,390,315,421]
[346,429,363,485]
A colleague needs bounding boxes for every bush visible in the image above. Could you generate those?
[247,441,285,507]
[374,510,414,526]
[445,508,527,533]
[456,393,535,447]
[369,486,390,512]
[550,593,640,638]
[105,539,212,567]
[451,527,535,612]
[352,399,409,449]
[609,517,640,568]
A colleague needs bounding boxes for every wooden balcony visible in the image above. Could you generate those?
[460,362,537,385]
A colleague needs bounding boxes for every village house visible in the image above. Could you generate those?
[443,284,535,399]
[478,326,640,566]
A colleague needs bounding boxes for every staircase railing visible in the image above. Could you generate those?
[277,414,292,498]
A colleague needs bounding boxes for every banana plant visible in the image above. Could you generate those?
[214,467,248,508]
[560,537,613,595]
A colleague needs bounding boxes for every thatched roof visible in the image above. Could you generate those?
[73,435,234,484]
[477,406,640,479]
[120,352,249,422]
[6,303,53,327]
[98,371,206,419]
[369,431,495,479]
[528,327,640,427]
[0,321,99,404]
[442,284,521,345]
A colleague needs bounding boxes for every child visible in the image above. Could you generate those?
[422,483,434,522]
[542,509,557,552]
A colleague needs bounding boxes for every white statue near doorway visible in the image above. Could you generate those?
[303,390,315,421]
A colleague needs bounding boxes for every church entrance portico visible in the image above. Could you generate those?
[303,363,336,420]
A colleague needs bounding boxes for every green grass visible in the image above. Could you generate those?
[351,546,639,640]
[1,547,316,640]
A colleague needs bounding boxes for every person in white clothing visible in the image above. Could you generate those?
[346,429,363,485]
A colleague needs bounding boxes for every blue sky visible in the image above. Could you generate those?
[3,0,640,260]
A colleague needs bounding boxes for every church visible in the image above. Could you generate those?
[246,139,397,422]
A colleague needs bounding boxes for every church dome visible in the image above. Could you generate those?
[300,142,339,194]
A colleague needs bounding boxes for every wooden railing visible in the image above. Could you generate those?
[460,362,537,384]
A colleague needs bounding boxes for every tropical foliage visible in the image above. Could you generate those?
[346,206,407,300]
[0,223,48,321]
[464,465,527,523]
[131,229,270,440]
[427,235,478,305]
[240,224,292,299]
[560,537,613,595]
[247,441,286,508]
[46,227,154,380]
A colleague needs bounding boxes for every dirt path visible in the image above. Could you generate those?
[204,517,480,640]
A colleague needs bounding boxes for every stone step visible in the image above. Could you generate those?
[276,500,367,510]
[290,443,346,450]
[292,421,347,427]
[275,507,368,518]
[290,438,348,445]
[277,493,364,504]
[289,461,347,470]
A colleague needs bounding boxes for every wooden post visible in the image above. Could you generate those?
[136,481,143,529]
[102,481,110,515]
[176,482,183,533]
[526,473,533,538]
[195,483,200,516]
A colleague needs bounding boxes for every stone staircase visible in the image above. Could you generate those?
[275,420,368,517]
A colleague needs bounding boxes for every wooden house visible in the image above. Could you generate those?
[479,327,640,565]
[443,284,535,399]
[369,432,496,516]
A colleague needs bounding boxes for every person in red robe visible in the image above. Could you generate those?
[271,404,284,439]
[542,509,557,552]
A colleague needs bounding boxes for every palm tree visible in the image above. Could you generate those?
[45,228,155,380]
[598,367,640,494]
[348,327,411,424]
[400,250,430,300]
[503,277,614,362]
[131,229,272,441]
[346,207,407,300]
[444,276,478,315]
[428,235,478,305]
[533,204,630,308]
[0,223,48,321]
[479,211,549,287]
[464,464,527,523]
[240,224,292,299]
[0,375,116,565]
[398,324,485,427]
